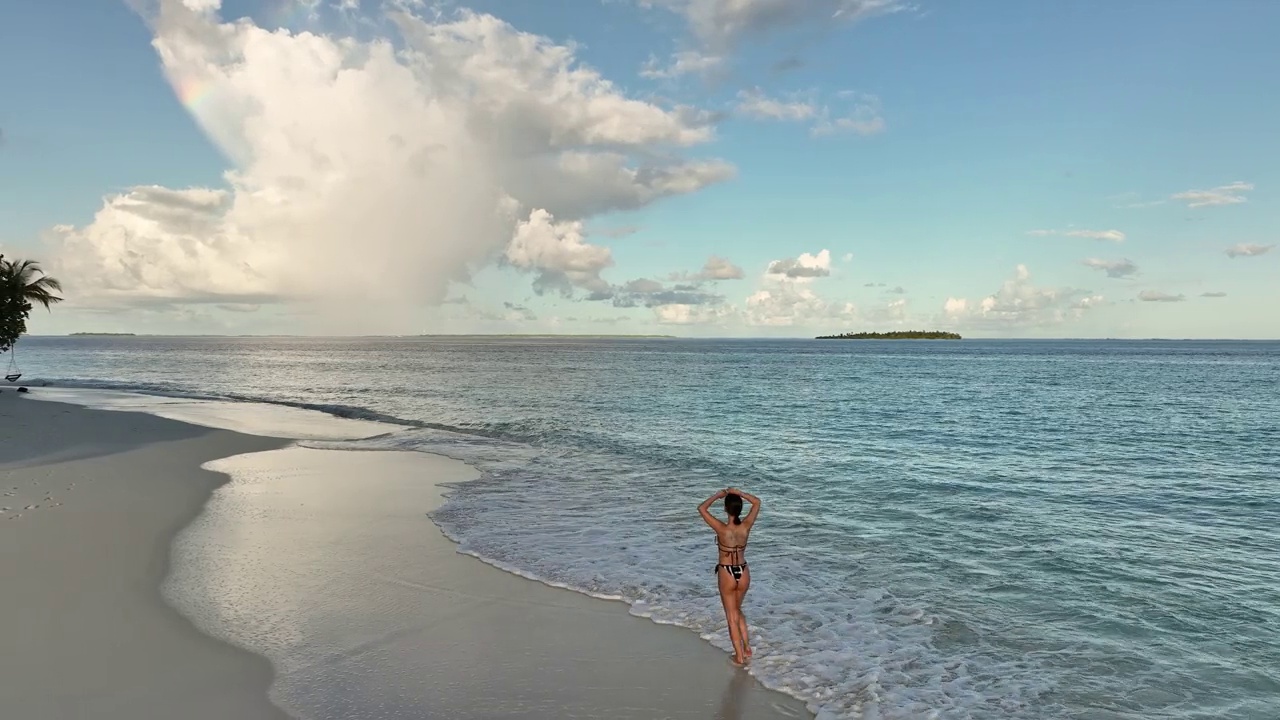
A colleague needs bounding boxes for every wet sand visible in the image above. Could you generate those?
[1,388,812,719]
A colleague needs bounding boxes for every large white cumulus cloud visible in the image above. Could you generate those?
[50,0,732,328]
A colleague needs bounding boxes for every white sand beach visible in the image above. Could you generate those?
[0,388,812,719]
[0,388,290,720]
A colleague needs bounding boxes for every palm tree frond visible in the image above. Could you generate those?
[34,276,63,292]
[0,256,64,310]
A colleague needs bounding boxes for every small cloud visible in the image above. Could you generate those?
[1083,231,1128,242]
[612,277,724,308]
[1138,290,1185,303]
[667,255,745,282]
[1072,294,1105,310]
[1029,228,1126,243]
[735,88,816,121]
[810,92,885,137]
[866,297,908,322]
[767,249,832,279]
[842,253,854,263]
[735,88,885,137]
[653,303,732,325]
[1082,257,1138,278]
[697,255,744,280]
[1225,243,1274,258]
[622,278,664,294]
[643,0,909,59]
[888,286,906,294]
[503,301,537,321]
[1116,183,1254,209]
[942,264,1103,328]
[593,225,642,239]
[640,50,725,79]
[1173,181,1253,208]
[1200,291,1227,298]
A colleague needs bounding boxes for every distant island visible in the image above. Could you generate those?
[816,330,962,340]
[69,332,136,336]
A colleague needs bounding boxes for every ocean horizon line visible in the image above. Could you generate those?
[28,333,1280,342]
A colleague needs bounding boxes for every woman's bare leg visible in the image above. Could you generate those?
[718,569,747,663]
[721,596,745,663]
[736,567,752,657]
[736,613,750,657]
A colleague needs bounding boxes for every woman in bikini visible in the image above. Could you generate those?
[699,486,761,666]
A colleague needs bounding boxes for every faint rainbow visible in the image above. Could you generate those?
[174,75,215,112]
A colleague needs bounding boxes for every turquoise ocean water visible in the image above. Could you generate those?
[11,336,1278,719]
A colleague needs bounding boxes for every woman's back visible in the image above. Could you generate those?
[715,525,750,565]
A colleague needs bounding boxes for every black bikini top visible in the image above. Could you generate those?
[717,539,747,564]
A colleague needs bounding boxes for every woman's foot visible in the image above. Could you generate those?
[730,654,749,667]
[744,646,753,658]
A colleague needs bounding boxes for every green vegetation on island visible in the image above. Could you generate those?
[1,254,63,354]
[815,330,962,340]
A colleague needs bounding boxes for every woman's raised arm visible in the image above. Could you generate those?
[698,488,727,530]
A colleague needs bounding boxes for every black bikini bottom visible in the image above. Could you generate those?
[715,563,748,581]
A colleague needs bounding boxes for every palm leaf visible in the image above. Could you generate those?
[0,257,63,309]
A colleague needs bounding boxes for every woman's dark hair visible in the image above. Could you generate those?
[724,493,743,525]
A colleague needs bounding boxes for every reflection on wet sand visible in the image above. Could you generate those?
[717,669,754,720]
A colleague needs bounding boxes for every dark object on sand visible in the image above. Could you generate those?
[16,387,28,393]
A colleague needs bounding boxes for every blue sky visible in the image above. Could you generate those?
[1,0,1276,338]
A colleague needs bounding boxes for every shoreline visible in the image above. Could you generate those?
[1,387,813,719]
[0,388,293,719]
